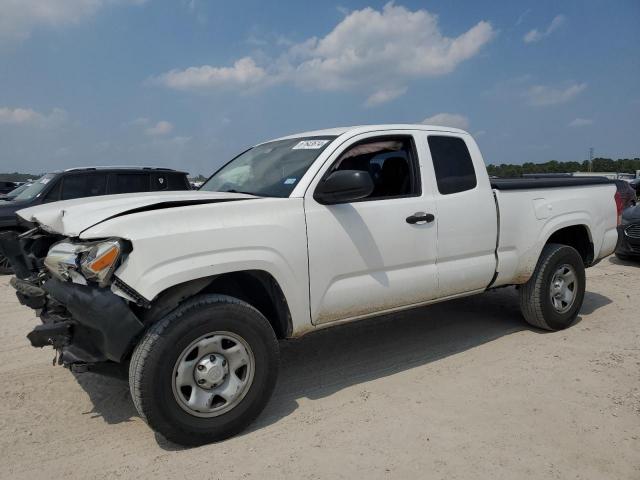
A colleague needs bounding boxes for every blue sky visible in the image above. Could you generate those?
[1,0,639,176]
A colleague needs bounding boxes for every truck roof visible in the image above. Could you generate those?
[274,124,469,141]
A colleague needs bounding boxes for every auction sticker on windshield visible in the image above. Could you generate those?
[292,139,330,150]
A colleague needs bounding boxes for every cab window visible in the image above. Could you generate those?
[428,136,477,195]
[326,135,420,200]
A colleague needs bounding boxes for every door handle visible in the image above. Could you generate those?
[406,212,435,224]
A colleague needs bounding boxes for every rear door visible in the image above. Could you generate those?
[304,131,439,325]
[422,133,497,297]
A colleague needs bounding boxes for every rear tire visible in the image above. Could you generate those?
[129,294,279,446]
[519,243,585,331]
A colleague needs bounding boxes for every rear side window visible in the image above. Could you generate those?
[151,173,169,191]
[61,174,107,200]
[166,173,189,190]
[112,173,150,194]
[428,136,477,195]
[151,172,188,191]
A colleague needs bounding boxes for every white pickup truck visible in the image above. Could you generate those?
[1,124,620,445]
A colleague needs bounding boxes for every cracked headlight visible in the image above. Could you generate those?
[44,239,125,287]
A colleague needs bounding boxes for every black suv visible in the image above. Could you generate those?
[0,167,190,273]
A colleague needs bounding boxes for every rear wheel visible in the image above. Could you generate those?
[129,294,279,446]
[519,243,585,331]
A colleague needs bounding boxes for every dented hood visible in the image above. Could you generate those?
[17,190,255,237]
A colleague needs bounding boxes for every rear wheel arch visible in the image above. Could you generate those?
[544,224,594,266]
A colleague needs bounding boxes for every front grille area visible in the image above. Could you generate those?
[625,223,640,240]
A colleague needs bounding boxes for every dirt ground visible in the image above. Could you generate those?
[0,257,638,480]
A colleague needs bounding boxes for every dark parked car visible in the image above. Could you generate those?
[0,181,19,195]
[630,178,640,196]
[616,204,640,261]
[0,167,190,273]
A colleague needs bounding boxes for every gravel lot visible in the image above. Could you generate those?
[1,257,638,480]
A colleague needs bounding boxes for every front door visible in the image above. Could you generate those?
[304,132,439,325]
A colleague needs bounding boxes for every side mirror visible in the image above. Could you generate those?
[314,170,374,205]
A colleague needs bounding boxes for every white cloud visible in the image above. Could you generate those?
[0,0,147,44]
[0,106,67,127]
[145,120,173,136]
[524,15,565,43]
[153,3,495,100]
[364,86,407,107]
[421,113,470,130]
[154,57,268,91]
[525,82,587,106]
[125,117,175,136]
[568,118,593,127]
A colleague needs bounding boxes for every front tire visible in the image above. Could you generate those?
[129,294,279,446]
[519,243,586,331]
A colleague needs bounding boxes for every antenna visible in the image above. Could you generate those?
[588,147,594,172]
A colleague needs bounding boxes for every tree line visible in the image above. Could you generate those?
[486,158,640,178]
[0,172,41,182]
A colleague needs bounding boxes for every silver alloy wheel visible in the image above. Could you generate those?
[549,263,577,314]
[172,331,255,418]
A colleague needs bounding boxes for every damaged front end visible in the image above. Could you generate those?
[0,228,145,369]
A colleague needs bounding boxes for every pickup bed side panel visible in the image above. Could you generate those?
[493,184,617,287]
[80,198,311,333]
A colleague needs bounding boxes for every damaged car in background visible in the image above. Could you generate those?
[0,124,620,446]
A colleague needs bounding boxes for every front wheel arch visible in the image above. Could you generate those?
[138,270,293,339]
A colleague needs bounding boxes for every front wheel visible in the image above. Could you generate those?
[519,243,586,331]
[129,294,279,446]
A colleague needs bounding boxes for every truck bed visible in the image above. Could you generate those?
[490,176,612,190]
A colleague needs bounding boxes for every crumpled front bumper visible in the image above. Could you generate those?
[13,276,144,365]
[2,228,145,366]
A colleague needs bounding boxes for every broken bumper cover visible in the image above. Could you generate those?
[19,278,144,364]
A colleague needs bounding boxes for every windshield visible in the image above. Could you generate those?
[5,183,30,199]
[14,174,56,201]
[201,137,336,198]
